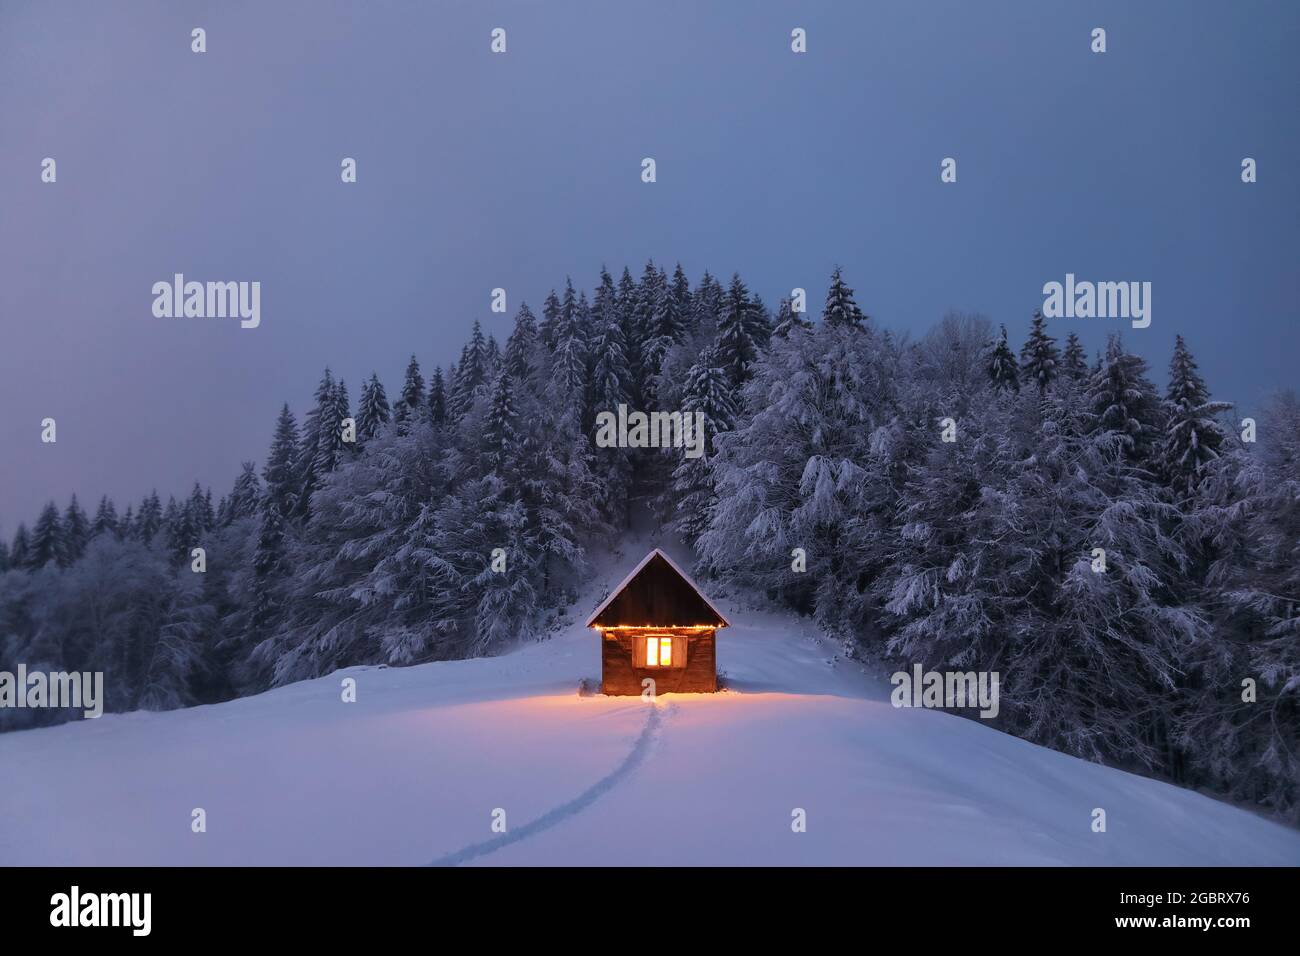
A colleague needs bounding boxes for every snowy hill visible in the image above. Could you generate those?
[2,541,1298,867]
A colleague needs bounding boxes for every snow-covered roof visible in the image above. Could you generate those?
[585,548,730,629]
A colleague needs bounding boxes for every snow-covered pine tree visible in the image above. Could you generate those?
[692,270,723,337]
[985,325,1020,393]
[504,302,539,382]
[63,495,89,563]
[481,370,520,478]
[1061,331,1087,381]
[91,495,119,539]
[539,288,562,351]
[357,372,391,441]
[9,524,31,570]
[248,496,289,657]
[698,319,893,621]
[311,379,346,480]
[449,322,488,419]
[772,297,812,338]
[334,378,353,461]
[550,297,589,434]
[227,462,262,522]
[1160,335,1231,498]
[427,366,447,426]
[134,567,215,711]
[188,482,212,535]
[1019,309,1060,392]
[821,266,866,328]
[669,262,692,336]
[669,348,737,544]
[559,277,578,350]
[715,273,768,390]
[30,502,65,569]
[262,404,300,520]
[590,287,634,524]
[396,355,424,425]
[165,491,197,565]
[1086,335,1165,471]
[136,491,163,543]
[643,268,684,401]
[296,368,335,516]
[1185,390,1300,820]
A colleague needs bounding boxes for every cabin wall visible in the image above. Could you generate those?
[601,629,716,695]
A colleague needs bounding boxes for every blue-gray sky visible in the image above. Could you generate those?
[2,0,1297,527]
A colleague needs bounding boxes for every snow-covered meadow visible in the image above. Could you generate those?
[3,544,1296,867]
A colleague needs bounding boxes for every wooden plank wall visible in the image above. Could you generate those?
[601,628,717,695]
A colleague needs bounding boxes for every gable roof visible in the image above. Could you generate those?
[586,548,730,629]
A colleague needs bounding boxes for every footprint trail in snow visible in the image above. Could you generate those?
[428,702,667,867]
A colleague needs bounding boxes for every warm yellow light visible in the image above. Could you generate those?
[594,624,715,632]
[642,635,672,667]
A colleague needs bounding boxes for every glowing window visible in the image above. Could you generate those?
[644,636,672,667]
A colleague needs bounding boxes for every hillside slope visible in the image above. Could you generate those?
[2,542,1297,866]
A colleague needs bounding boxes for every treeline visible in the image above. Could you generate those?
[0,263,757,717]
[695,298,1298,823]
[1,264,1296,823]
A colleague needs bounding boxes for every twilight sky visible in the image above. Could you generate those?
[1,0,1297,528]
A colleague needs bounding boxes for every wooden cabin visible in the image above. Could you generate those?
[587,549,730,695]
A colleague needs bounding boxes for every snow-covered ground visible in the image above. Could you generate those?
[2,540,1297,866]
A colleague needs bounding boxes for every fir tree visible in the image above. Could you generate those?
[228,462,262,521]
[396,356,424,424]
[1160,335,1230,496]
[297,368,335,515]
[540,288,562,351]
[63,495,89,563]
[822,266,865,328]
[10,524,31,570]
[312,379,347,479]
[591,301,631,416]
[450,323,488,418]
[482,370,520,477]
[552,297,590,433]
[669,262,692,335]
[670,348,738,543]
[262,404,300,519]
[715,273,768,389]
[188,482,213,534]
[1061,332,1087,380]
[31,501,66,568]
[504,302,539,381]
[773,297,812,338]
[986,325,1020,393]
[1087,335,1165,469]
[91,495,119,539]
[1019,309,1060,392]
[357,372,391,441]
[166,493,196,564]
[136,491,163,543]
[249,497,288,647]
[427,367,447,426]
[693,270,724,333]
